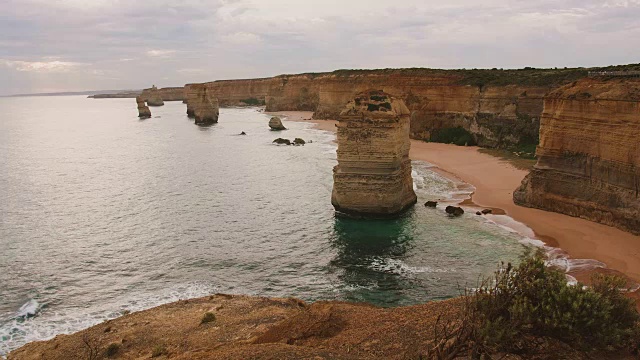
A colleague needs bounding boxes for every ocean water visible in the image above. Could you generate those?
[0,96,532,355]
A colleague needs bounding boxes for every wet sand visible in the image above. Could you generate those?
[274,111,640,284]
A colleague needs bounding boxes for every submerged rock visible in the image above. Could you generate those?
[424,201,438,208]
[146,85,165,107]
[293,138,306,146]
[273,138,291,145]
[446,206,464,217]
[331,90,417,218]
[481,209,493,215]
[136,96,151,119]
[240,131,247,135]
[269,117,287,130]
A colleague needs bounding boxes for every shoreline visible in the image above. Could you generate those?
[272,111,640,285]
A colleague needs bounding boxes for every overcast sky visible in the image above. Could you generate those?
[1,0,639,95]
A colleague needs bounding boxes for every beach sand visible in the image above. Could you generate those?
[273,111,640,284]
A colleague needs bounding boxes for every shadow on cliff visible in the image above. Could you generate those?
[328,211,419,305]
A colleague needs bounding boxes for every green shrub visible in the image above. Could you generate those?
[240,98,264,106]
[105,343,120,357]
[426,253,640,358]
[151,344,167,358]
[200,312,216,324]
[475,254,639,352]
[430,127,476,146]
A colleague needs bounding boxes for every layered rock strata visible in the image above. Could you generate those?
[192,85,220,125]
[145,85,165,106]
[331,91,417,217]
[136,96,151,118]
[139,86,185,102]
[188,69,588,149]
[514,78,640,234]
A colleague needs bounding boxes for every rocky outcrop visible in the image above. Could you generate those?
[184,84,198,117]
[514,78,640,235]
[191,85,219,125]
[136,96,151,118]
[331,91,417,217]
[268,116,286,130]
[145,85,165,107]
[140,86,184,102]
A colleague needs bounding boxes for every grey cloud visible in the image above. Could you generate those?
[0,0,639,95]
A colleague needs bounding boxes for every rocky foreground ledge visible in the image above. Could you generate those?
[8,293,633,360]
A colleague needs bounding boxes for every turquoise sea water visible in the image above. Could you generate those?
[0,96,531,355]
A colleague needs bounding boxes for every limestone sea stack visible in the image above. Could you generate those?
[192,85,220,125]
[136,96,151,118]
[146,85,165,107]
[331,90,417,217]
[514,78,640,234]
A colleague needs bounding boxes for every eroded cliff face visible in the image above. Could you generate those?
[185,71,558,148]
[140,86,185,102]
[314,74,547,148]
[514,78,640,234]
[331,91,417,217]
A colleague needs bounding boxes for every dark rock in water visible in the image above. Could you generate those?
[481,209,493,215]
[476,211,482,215]
[309,140,313,143]
[240,131,247,135]
[424,201,438,208]
[273,138,291,145]
[269,117,287,130]
[293,138,306,146]
[445,206,464,217]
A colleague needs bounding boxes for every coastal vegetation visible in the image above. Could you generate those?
[427,253,640,359]
[429,127,477,146]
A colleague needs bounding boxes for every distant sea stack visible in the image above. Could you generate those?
[331,90,417,217]
[146,85,165,107]
[185,84,197,118]
[136,96,151,118]
[192,85,220,125]
[514,77,640,235]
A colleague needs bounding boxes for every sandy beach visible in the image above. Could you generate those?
[273,111,640,284]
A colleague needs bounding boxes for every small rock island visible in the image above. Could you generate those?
[331,90,417,217]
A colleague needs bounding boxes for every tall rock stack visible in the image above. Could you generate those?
[514,78,640,234]
[331,90,417,217]
[136,96,151,118]
[146,85,165,107]
[185,84,197,118]
[193,85,220,125]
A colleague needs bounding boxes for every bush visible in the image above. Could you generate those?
[426,253,640,358]
[105,343,120,357]
[430,127,476,146]
[201,312,216,324]
[151,344,167,358]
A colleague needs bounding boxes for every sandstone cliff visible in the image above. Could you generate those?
[140,86,184,102]
[135,96,151,119]
[331,91,417,217]
[514,78,640,235]
[189,68,589,149]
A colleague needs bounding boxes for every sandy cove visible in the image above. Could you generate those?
[271,111,640,284]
